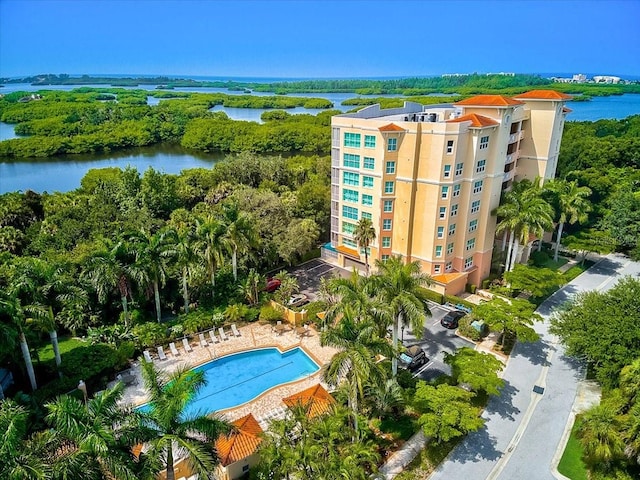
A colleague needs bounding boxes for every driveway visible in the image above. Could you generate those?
[428,254,640,480]
[286,258,350,302]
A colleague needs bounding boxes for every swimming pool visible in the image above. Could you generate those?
[161,347,319,415]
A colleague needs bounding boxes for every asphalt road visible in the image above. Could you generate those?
[429,254,640,480]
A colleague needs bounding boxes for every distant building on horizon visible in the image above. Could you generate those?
[324,90,571,295]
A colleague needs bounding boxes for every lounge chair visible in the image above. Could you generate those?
[199,333,209,347]
[157,346,167,361]
[219,327,229,341]
[209,330,219,344]
[182,338,193,353]
[231,324,241,337]
[143,350,153,363]
[169,342,180,356]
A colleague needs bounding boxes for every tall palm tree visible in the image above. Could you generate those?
[321,309,392,433]
[139,361,231,480]
[172,227,199,314]
[220,201,256,281]
[547,178,592,262]
[195,215,227,302]
[128,229,177,323]
[372,255,433,377]
[353,217,376,275]
[241,268,263,306]
[45,383,149,480]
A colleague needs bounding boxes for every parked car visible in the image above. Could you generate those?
[440,310,466,329]
[265,278,281,293]
[398,345,428,371]
[288,293,309,308]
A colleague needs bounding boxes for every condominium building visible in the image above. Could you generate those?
[324,90,571,295]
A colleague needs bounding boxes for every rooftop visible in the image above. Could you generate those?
[454,95,523,107]
[513,90,573,100]
[215,414,263,467]
[283,384,335,418]
[446,113,499,128]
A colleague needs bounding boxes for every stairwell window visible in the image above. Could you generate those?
[446,140,454,154]
[385,161,396,174]
[479,136,489,150]
[383,219,392,231]
[382,237,391,248]
[439,207,447,219]
[441,186,449,199]
[383,200,393,212]
[443,164,451,178]
[435,246,443,258]
[384,181,395,194]
[437,226,444,239]
[387,137,397,152]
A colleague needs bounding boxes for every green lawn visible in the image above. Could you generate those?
[557,418,588,480]
[539,256,569,270]
[36,336,88,363]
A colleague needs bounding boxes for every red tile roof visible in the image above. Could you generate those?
[454,95,523,107]
[379,123,405,132]
[336,245,360,258]
[215,414,263,467]
[446,113,499,128]
[513,90,573,100]
[432,272,468,284]
[283,384,335,418]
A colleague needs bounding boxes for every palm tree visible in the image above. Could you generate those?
[84,237,134,327]
[139,361,231,480]
[241,268,263,306]
[274,270,299,307]
[623,402,640,465]
[321,309,392,434]
[372,255,433,377]
[353,217,376,275]
[547,178,592,262]
[128,229,177,323]
[220,201,256,281]
[577,404,625,467]
[172,227,199,314]
[195,215,227,302]
[45,383,147,480]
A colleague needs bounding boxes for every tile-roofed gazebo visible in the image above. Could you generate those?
[215,413,264,467]
[446,113,499,128]
[283,384,335,418]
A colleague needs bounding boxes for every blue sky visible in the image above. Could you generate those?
[1,0,639,79]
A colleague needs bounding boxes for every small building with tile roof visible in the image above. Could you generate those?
[215,413,264,480]
[282,384,335,418]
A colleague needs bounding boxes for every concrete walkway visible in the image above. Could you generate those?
[377,431,427,479]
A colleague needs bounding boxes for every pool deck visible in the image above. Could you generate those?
[114,322,337,426]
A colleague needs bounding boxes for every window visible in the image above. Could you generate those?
[469,219,478,232]
[342,222,356,234]
[435,245,443,257]
[362,194,373,206]
[445,261,453,272]
[343,238,357,248]
[364,135,376,148]
[449,223,456,236]
[361,212,372,220]
[479,136,489,150]
[383,200,393,212]
[450,204,458,217]
[385,161,396,174]
[476,159,486,173]
[473,180,483,194]
[343,171,359,186]
[471,200,481,214]
[363,157,375,169]
[387,137,397,151]
[342,206,358,220]
[439,206,446,219]
[384,181,395,194]
[466,238,476,251]
[447,242,454,255]
[342,189,359,203]
[453,184,461,197]
[344,132,361,148]
[465,256,474,269]
[455,162,464,176]
[434,265,442,274]
[383,219,392,230]
[362,176,374,188]
[437,226,444,238]
[446,140,454,154]
[443,164,451,178]
[242,465,250,473]
[343,153,360,168]
[381,254,390,261]
[441,186,449,199]
[382,236,391,248]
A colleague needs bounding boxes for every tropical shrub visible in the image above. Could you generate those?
[132,322,168,348]
[259,305,283,323]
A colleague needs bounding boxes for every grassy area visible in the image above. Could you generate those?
[36,336,87,363]
[539,256,569,270]
[393,438,461,479]
[378,414,418,441]
[557,418,588,480]
[563,262,593,282]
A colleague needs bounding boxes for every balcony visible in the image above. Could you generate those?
[331,168,339,185]
[505,150,519,165]
[503,170,515,183]
[508,133,519,144]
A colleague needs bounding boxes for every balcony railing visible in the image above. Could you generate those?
[331,168,339,185]
[503,170,515,182]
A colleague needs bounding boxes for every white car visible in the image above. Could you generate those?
[288,294,309,308]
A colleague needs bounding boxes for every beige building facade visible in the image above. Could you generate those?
[324,90,571,294]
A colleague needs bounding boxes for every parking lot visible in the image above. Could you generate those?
[286,258,350,302]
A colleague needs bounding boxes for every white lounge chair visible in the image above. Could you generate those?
[157,346,167,361]
[231,324,241,337]
[143,350,153,363]
[209,330,219,344]
[218,327,229,341]
[199,333,209,347]
[182,338,193,353]
[169,342,180,356]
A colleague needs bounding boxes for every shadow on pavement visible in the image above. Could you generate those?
[512,338,552,366]
[449,427,503,463]
[484,380,521,421]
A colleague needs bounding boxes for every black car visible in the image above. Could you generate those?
[398,345,428,371]
[440,310,466,329]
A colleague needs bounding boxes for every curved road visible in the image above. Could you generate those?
[429,254,640,480]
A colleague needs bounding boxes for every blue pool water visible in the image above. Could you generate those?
[142,347,319,416]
